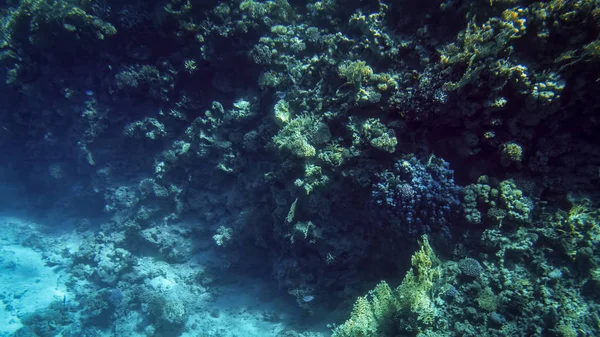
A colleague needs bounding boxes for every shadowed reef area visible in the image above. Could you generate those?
[1,0,600,336]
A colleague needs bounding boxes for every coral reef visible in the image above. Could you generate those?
[0,0,599,335]
[372,154,462,235]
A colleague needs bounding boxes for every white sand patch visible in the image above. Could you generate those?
[0,216,69,335]
[182,276,329,337]
[0,215,330,337]
[178,237,329,337]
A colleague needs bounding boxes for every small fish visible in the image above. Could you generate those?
[303,295,314,302]
[84,90,95,96]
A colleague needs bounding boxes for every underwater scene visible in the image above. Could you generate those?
[0,0,600,336]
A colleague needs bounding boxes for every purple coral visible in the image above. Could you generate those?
[372,154,462,235]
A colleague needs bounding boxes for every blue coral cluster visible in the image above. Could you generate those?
[372,155,463,235]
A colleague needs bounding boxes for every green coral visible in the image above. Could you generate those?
[499,179,533,224]
[363,118,397,153]
[318,143,346,167]
[396,236,440,325]
[369,133,397,153]
[463,177,534,225]
[331,282,399,337]
[259,70,285,89]
[369,281,399,322]
[463,177,493,224]
[501,142,523,165]
[332,295,378,337]
[270,24,288,35]
[332,236,440,337]
[272,113,330,158]
[294,163,329,194]
[239,0,267,19]
[276,134,316,158]
[336,60,390,105]
[239,0,294,23]
[374,73,398,92]
[229,99,256,120]
[439,8,527,90]
[348,118,397,153]
[273,99,292,126]
[338,60,374,89]
[476,287,499,312]
[545,196,600,259]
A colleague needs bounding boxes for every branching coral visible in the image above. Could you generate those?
[332,236,441,336]
[273,114,323,158]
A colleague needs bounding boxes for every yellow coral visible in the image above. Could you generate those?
[369,281,399,322]
[375,73,398,92]
[338,60,374,88]
[501,142,523,163]
[273,99,291,126]
[332,236,441,336]
[332,296,377,337]
[477,287,499,312]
